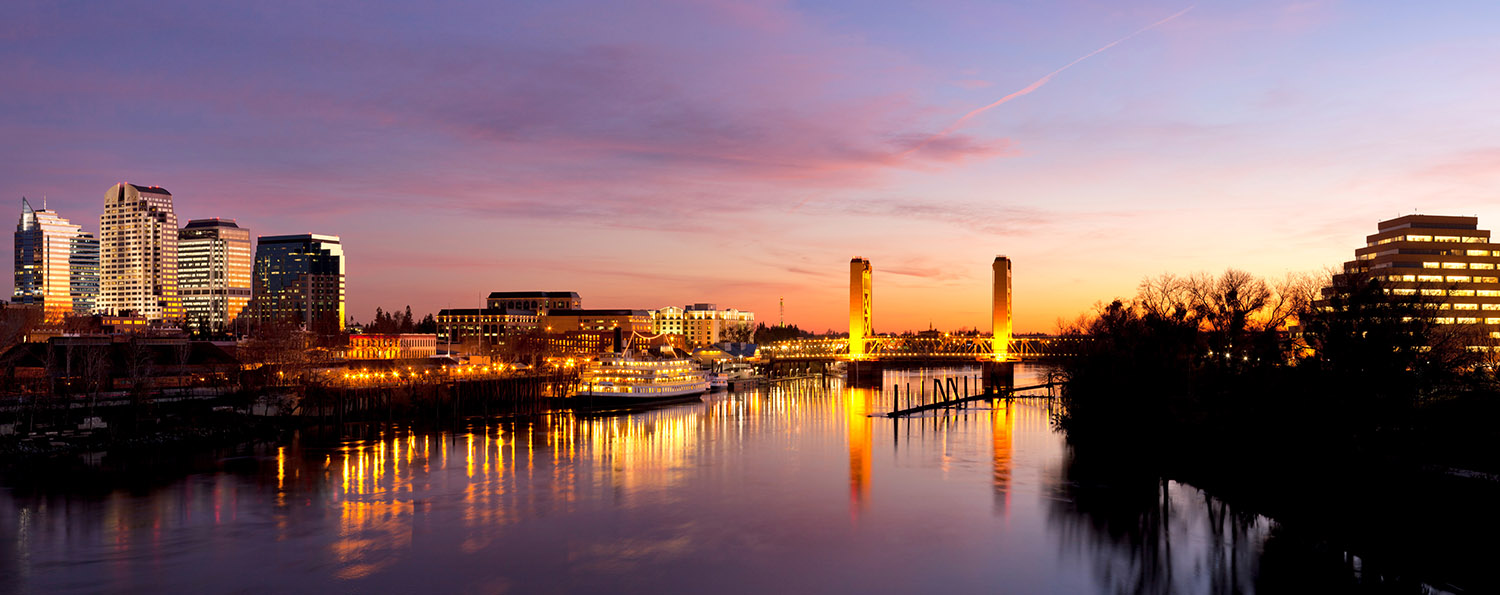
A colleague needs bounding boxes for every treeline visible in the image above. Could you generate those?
[365,306,437,334]
[1057,268,1500,472]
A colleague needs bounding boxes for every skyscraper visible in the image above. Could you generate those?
[244,234,345,332]
[13,198,98,320]
[179,218,252,333]
[98,183,180,321]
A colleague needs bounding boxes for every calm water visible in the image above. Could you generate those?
[0,366,1432,593]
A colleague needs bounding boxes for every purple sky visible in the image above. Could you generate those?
[5,0,1500,332]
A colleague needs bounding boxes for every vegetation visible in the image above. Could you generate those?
[364,306,437,334]
[752,323,811,343]
[1057,269,1500,471]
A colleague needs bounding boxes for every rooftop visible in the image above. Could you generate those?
[487,291,581,300]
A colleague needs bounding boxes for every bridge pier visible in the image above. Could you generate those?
[846,360,883,388]
[981,360,1015,393]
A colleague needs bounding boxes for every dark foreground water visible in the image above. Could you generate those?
[0,366,1448,593]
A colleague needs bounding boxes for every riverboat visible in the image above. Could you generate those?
[571,349,710,404]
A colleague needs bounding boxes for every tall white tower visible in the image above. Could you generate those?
[99,183,180,321]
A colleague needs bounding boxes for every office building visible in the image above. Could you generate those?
[1342,214,1500,341]
[435,308,540,347]
[486,291,581,313]
[178,219,252,333]
[99,183,180,321]
[244,234,345,332]
[13,198,98,320]
[347,334,438,360]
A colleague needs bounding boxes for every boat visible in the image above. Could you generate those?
[570,348,710,406]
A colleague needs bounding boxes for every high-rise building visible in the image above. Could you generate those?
[244,234,345,332]
[13,198,98,320]
[1343,214,1500,341]
[98,183,180,321]
[178,218,252,333]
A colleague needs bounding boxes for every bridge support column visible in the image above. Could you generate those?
[982,360,1014,393]
[846,360,883,388]
[850,257,872,358]
[992,256,1011,360]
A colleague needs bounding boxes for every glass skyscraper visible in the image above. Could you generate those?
[245,234,345,333]
[14,198,98,320]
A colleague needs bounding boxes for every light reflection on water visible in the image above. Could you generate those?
[0,365,1420,593]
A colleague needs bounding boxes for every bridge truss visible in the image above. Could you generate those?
[760,335,1089,361]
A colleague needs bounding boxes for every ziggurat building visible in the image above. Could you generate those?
[1343,214,1500,342]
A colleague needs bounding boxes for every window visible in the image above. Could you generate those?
[1442,262,1468,269]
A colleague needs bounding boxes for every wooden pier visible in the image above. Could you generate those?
[886,381,1056,418]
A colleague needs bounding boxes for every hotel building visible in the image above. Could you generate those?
[1342,214,1500,341]
[244,234,345,332]
[178,219,253,333]
[98,183,181,321]
[13,198,98,320]
[651,303,755,347]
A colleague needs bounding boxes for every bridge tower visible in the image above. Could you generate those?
[849,257,872,357]
[992,256,1011,360]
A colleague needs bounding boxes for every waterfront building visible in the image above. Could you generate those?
[178,219,252,333]
[347,334,438,360]
[651,303,755,347]
[486,291,581,314]
[98,183,180,322]
[1342,214,1500,342]
[13,198,98,320]
[542,309,654,335]
[244,234,345,333]
[435,308,540,346]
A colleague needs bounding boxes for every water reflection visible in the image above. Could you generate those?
[0,366,1454,593]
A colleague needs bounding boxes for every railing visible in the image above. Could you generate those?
[760,335,1090,360]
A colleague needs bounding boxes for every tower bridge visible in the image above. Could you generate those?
[762,257,1086,387]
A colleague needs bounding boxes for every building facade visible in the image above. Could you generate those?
[347,334,438,360]
[244,234,345,332]
[98,183,180,321]
[651,303,755,347]
[486,291,581,313]
[435,308,540,346]
[13,198,98,320]
[542,309,654,334]
[1343,214,1500,342]
[178,219,252,333]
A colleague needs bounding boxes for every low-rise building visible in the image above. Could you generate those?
[435,308,540,346]
[542,309,654,334]
[486,291,580,313]
[347,334,438,360]
[651,303,755,347]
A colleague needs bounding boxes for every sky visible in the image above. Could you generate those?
[4,0,1500,333]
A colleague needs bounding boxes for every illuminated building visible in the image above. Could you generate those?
[13,198,98,320]
[1343,214,1500,341]
[486,291,580,313]
[650,303,755,347]
[992,256,1012,360]
[435,308,539,345]
[542,309,654,334]
[348,334,438,360]
[849,257,872,357]
[244,234,345,332]
[178,219,252,333]
[99,183,181,321]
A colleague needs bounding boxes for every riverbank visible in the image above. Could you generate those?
[1062,425,1500,593]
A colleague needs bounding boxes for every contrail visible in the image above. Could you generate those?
[903,4,1195,158]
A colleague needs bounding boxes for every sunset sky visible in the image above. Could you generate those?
[5,0,1499,333]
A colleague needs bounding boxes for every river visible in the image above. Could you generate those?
[0,365,1448,593]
